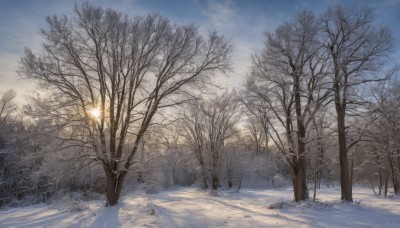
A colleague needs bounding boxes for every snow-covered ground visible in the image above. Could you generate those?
[0,186,399,227]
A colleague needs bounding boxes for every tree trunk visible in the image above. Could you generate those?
[337,112,353,202]
[313,139,324,200]
[211,148,219,190]
[318,170,322,189]
[378,168,383,196]
[317,144,324,189]
[271,173,275,187]
[202,175,209,189]
[350,158,354,188]
[313,168,318,201]
[199,161,208,189]
[227,179,233,189]
[236,175,242,193]
[172,165,176,185]
[384,171,389,197]
[103,166,127,206]
[293,73,309,201]
[397,156,400,195]
[292,160,308,202]
[388,156,400,194]
[211,174,219,190]
[370,178,378,196]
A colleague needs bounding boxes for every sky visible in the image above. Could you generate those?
[1,0,400,104]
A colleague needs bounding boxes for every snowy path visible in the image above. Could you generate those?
[148,188,292,227]
[0,187,399,227]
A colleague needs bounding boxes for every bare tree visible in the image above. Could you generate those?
[243,10,330,201]
[180,99,209,188]
[322,5,396,202]
[0,89,17,205]
[204,93,240,190]
[308,110,335,200]
[0,89,17,138]
[223,138,243,189]
[19,3,232,205]
[363,80,400,196]
[181,92,240,190]
[159,125,193,187]
[245,114,269,156]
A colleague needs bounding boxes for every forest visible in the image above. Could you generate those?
[0,2,399,227]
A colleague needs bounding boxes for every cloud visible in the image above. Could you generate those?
[0,0,78,103]
[202,0,237,34]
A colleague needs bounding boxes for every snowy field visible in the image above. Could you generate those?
[0,187,399,228]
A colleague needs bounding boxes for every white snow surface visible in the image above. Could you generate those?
[0,187,399,227]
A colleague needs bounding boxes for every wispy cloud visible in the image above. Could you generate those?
[0,0,77,103]
[202,0,237,33]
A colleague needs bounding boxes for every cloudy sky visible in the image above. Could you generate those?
[1,0,400,103]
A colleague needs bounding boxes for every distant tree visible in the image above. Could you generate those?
[19,3,232,206]
[159,125,192,187]
[245,114,269,156]
[363,80,400,196]
[0,89,17,205]
[322,5,396,202]
[0,89,17,141]
[181,92,240,190]
[180,99,209,188]
[308,110,335,200]
[203,93,240,190]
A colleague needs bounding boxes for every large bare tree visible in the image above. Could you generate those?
[243,10,330,201]
[19,3,232,205]
[322,5,395,202]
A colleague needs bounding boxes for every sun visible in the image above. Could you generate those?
[90,107,101,119]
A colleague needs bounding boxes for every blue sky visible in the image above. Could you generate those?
[1,0,400,103]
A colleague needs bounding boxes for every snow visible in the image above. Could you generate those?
[0,187,399,227]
